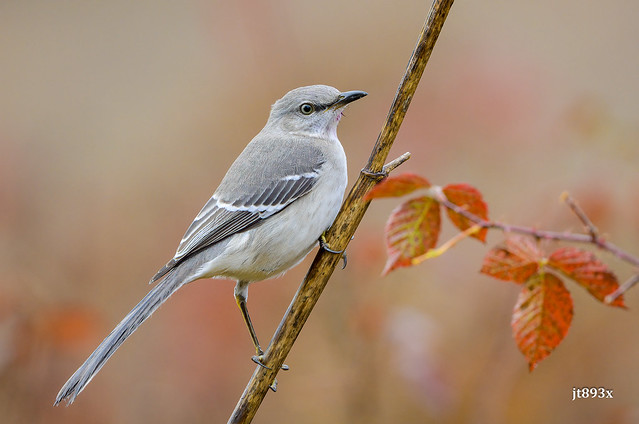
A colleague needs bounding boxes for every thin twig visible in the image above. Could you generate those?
[606,274,639,304]
[382,152,411,175]
[435,193,639,270]
[227,2,455,422]
[412,224,482,265]
[561,191,600,240]
[361,152,411,181]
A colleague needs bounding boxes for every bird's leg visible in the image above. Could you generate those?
[234,281,288,392]
[234,286,263,358]
[319,233,347,269]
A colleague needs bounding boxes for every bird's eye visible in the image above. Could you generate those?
[299,103,315,115]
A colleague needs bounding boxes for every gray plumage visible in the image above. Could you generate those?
[55,85,366,406]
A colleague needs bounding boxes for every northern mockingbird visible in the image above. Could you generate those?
[55,85,367,405]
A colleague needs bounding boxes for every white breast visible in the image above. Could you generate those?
[196,138,347,283]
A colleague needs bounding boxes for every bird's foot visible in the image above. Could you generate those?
[251,354,290,371]
[319,234,347,269]
[251,354,289,392]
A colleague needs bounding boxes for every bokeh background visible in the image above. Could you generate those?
[1,1,638,423]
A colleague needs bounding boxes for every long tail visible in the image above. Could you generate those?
[54,268,188,406]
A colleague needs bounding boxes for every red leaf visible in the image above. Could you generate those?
[511,272,573,371]
[548,247,625,308]
[383,196,441,275]
[364,173,431,200]
[442,183,489,242]
[480,237,544,283]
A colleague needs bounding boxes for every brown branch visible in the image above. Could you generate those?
[227,1,455,422]
[433,190,639,289]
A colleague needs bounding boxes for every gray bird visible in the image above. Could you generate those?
[54,85,367,405]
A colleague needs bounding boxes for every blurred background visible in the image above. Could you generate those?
[1,0,638,423]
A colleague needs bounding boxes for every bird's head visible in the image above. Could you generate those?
[267,85,367,141]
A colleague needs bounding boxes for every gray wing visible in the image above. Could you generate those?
[150,136,325,283]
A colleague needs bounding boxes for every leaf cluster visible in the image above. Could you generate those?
[366,173,626,370]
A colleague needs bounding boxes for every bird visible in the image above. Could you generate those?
[54,85,367,405]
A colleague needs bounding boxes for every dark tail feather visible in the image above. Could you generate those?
[54,269,187,406]
[148,258,177,284]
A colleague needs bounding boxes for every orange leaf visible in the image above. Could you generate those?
[383,196,441,275]
[442,183,489,242]
[548,247,625,308]
[511,272,573,371]
[364,173,431,200]
[481,237,544,283]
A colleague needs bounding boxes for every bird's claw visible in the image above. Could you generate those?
[251,354,289,392]
[251,354,271,370]
[319,234,344,254]
[251,355,289,371]
[319,234,348,269]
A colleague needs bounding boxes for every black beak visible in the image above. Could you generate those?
[329,90,368,109]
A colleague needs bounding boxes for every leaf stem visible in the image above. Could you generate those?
[411,224,481,265]
[436,196,639,270]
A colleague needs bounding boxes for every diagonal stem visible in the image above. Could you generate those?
[227,1,455,422]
